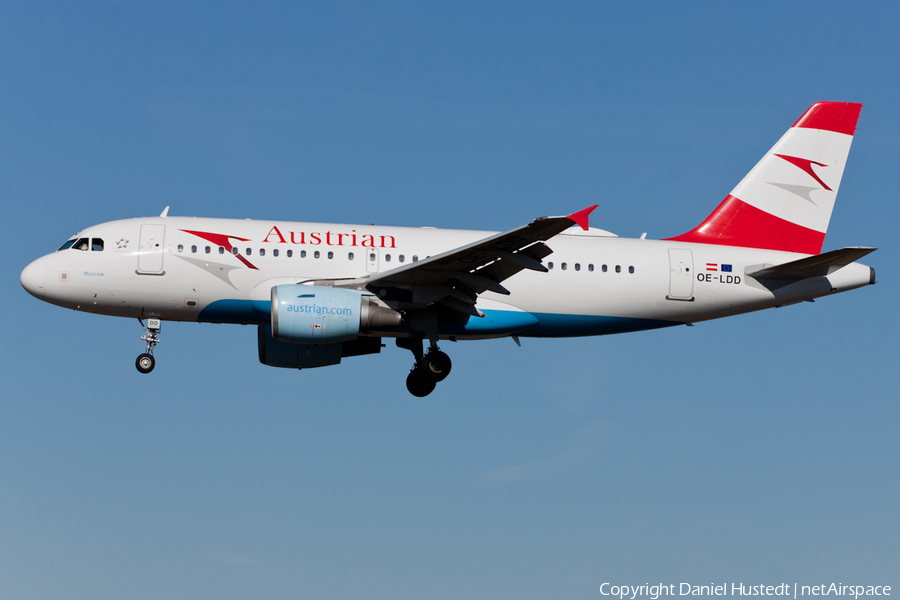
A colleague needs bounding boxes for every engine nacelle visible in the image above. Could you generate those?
[258,325,383,369]
[271,284,401,344]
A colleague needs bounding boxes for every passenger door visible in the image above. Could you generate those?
[137,224,166,274]
[667,248,693,300]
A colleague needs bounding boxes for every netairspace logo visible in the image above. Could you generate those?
[599,584,892,600]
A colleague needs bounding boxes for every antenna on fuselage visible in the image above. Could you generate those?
[159,206,170,218]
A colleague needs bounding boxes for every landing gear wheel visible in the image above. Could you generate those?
[136,353,155,374]
[423,350,452,382]
[137,319,161,374]
[406,368,437,397]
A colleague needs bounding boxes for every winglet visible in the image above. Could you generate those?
[566,205,598,231]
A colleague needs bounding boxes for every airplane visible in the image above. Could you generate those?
[20,101,876,397]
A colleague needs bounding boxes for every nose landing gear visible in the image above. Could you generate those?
[136,318,161,374]
[136,353,155,373]
[398,338,453,397]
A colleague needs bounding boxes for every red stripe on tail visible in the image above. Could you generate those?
[664,195,825,255]
[792,102,862,136]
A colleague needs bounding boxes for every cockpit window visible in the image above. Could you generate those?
[73,238,90,251]
[91,239,104,251]
[58,239,77,251]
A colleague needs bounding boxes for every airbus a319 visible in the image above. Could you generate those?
[21,102,876,396]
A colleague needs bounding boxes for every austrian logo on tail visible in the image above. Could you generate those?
[774,154,832,191]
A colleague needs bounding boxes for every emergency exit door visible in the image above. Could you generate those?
[366,248,379,273]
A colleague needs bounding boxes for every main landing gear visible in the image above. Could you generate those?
[136,318,161,374]
[398,338,452,397]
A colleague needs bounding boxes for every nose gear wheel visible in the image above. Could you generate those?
[136,353,155,373]
[136,318,161,374]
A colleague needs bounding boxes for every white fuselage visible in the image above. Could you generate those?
[21,216,874,340]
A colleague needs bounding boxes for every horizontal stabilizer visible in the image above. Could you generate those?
[746,247,876,281]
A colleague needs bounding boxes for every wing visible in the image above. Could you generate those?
[328,205,597,321]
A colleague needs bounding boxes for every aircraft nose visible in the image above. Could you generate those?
[21,257,46,299]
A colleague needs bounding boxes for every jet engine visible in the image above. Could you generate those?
[257,324,383,369]
[270,284,401,344]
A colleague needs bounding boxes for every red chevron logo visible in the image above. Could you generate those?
[180,229,259,270]
[774,154,832,191]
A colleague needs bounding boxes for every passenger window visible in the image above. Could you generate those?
[191,245,197,253]
[561,263,567,270]
[629,266,634,274]
[91,239,104,251]
[232,247,238,255]
[58,239,77,251]
[348,252,354,260]
[399,255,405,262]
[548,262,554,270]
[369,253,376,261]
[385,254,391,262]
[205,246,210,254]
[74,238,90,251]
[327,251,333,259]
[259,248,265,257]
[602,264,607,273]
[615,265,621,273]
[300,250,306,258]
[219,247,225,254]
[412,255,419,262]
[588,264,594,272]
[177,244,184,252]
[245,248,252,256]
[314,251,320,259]
[287,250,293,258]
[575,263,580,271]
[273,249,279,257]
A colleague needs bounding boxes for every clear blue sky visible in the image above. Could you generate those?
[2,2,898,599]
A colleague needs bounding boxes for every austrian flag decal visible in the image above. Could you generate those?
[705,263,733,272]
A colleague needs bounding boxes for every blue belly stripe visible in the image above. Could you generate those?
[198,299,270,324]
[441,308,539,336]
[524,313,677,337]
[198,299,678,336]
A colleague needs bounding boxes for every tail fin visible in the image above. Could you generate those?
[666,102,862,254]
